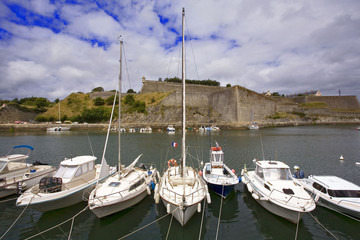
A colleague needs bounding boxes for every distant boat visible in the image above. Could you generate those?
[0,145,55,198]
[166,125,175,132]
[249,110,259,130]
[339,155,344,160]
[46,102,71,132]
[202,143,239,198]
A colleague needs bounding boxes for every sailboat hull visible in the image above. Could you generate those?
[161,199,199,226]
[90,188,148,218]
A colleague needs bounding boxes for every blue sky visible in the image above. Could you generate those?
[0,0,359,100]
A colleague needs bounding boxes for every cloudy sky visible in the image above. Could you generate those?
[0,0,359,101]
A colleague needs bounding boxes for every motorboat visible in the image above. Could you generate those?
[140,126,152,133]
[241,160,316,223]
[167,125,176,132]
[88,39,157,218]
[0,145,56,198]
[202,144,239,198]
[298,175,360,219]
[46,126,71,132]
[154,8,210,226]
[16,155,116,212]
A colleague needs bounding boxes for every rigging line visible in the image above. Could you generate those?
[24,206,89,240]
[122,43,131,90]
[0,197,31,240]
[87,133,95,157]
[294,211,301,240]
[166,48,175,79]
[215,184,225,240]
[185,16,200,80]
[308,212,339,240]
[198,198,207,240]
[118,208,176,240]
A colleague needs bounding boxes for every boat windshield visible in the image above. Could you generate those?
[0,160,7,172]
[328,189,360,198]
[211,153,224,163]
[54,165,78,179]
[263,168,292,181]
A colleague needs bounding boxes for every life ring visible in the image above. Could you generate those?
[168,159,177,167]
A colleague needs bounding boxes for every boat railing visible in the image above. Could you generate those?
[161,184,205,204]
[268,188,314,207]
[337,199,360,206]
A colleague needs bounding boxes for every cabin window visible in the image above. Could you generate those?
[62,166,78,179]
[82,163,88,174]
[54,165,67,178]
[328,189,360,198]
[109,182,120,187]
[263,168,291,181]
[211,153,223,163]
[75,167,82,177]
[0,161,7,172]
[256,167,264,179]
[312,182,327,194]
[129,178,145,191]
[89,162,94,171]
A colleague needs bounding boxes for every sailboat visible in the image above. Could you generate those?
[46,102,71,132]
[88,38,157,218]
[249,110,259,130]
[154,8,211,226]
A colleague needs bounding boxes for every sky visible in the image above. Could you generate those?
[0,0,359,101]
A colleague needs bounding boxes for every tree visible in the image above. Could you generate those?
[127,89,136,93]
[124,94,135,105]
[55,98,59,103]
[226,84,231,87]
[35,98,49,108]
[93,97,105,106]
[92,87,104,92]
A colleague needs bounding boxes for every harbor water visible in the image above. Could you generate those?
[0,125,359,239]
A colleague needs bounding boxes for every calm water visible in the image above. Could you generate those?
[0,125,359,240]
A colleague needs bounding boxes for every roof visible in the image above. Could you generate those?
[256,160,290,169]
[310,176,360,190]
[60,155,97,166]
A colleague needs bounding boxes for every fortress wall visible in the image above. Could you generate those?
[305,96,360,109]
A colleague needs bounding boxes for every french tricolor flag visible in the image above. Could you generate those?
[172,142,177,148]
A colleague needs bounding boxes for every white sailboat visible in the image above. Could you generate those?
[154,8,211,226]
[88,38,157,218]
[46,102,71,132]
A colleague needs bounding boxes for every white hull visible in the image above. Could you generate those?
[90,188,148,218]
[161,198,199,226]
[17,165,116,212]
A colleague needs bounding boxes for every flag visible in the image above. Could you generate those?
[172,142,177,148]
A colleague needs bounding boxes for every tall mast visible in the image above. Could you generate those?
[59,101,61,122]
[118,38,123,175]
[181,7,186,177]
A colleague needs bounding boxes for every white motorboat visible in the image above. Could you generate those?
[167,125,175,132]
[140,126,152,133]
[241,160,316,223]
[298,175,360,219]
[202,143,239,198]
[16,155,116,212]
[249,123,259,130]
[0,145,56,198]
[155,8,210,226]
[88,39,157,218]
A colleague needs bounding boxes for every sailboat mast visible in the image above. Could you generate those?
[59,101,61,122]
[181,7,186,177]
[118,39,123,175]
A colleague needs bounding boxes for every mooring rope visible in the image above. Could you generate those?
[198,198,206,240]
[24,205,89,240]
[118,209,175,240]
[0,197,32,240]
[165,210,175,240]
[308,212,339,240]
[294,211,301,240]
[0,197,18,204]
[215,184,225,240]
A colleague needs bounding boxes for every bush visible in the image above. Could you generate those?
[105,95,119,105]
[81,107,111,123]
[93,97,105,106]
[92,87,104,92]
